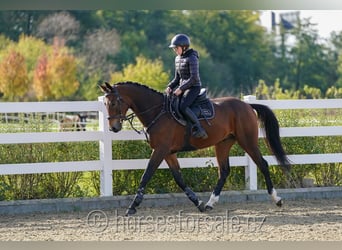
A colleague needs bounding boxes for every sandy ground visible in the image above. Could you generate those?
[0,198,341,241]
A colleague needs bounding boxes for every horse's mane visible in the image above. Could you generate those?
[115,81,163,96]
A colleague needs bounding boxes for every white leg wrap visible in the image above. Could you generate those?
[271,188,281,203]
[205,193,220,208]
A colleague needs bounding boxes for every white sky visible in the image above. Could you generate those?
[260,10,342,38]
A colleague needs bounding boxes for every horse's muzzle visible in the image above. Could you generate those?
[109,121,122,133]
[109,127,121,133]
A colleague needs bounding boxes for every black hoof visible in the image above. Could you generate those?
[276,199,283,207]
[205,205,213,211]
[125,207,137,216]
[197,200,205,212]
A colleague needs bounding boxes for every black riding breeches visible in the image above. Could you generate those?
[179,86,200,114]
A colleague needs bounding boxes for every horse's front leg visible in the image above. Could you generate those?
[164,154,205,212]
[126,149,166,216]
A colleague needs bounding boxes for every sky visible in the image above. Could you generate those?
[259,10,342,38]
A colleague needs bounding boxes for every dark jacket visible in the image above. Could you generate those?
[167,49,201,91]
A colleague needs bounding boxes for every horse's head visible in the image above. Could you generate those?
[99,82,129,133]
[76,113,88,131]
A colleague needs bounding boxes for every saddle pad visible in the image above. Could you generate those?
[169,96,215,126]
[193,100,215,120]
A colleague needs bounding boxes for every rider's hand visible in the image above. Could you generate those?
[165,87,172,94]
[174,88,182,96]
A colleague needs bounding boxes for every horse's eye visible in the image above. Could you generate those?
[104,100,115,107]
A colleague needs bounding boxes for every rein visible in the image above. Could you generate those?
[124,102,165,135]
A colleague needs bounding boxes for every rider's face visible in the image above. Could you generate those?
[172,46,182,56]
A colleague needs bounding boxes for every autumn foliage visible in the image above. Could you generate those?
[33,38,79,100]
[0,49,29,101]
[0,36,79,101]
[33,53,51,100]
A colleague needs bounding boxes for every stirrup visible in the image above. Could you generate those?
[192,126,208,139]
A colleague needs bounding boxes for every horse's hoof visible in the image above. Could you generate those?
[125,207,137,216]
[276,199,283,207]
[197,200,205,212]
[205,205,213,211]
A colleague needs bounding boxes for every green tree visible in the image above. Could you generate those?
[0,34,12,52]
[185,10,273,94]
[325,86,342,98]
[274,17,338,93]
[0,11,52,40]
[110,55,169,91]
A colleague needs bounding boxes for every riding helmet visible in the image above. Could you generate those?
[168,34,190,48]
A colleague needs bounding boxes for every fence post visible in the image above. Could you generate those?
[245,155,258,190]
[98,96,113,196]
[243,95,258,190]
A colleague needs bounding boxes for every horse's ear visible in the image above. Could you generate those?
[98,82,112,93]
[105,82,112,90]
[99,84,108,93]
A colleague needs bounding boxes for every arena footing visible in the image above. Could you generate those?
[0,187,341,215]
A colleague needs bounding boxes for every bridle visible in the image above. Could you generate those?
[103,86,166,135]
[104,87,127,121]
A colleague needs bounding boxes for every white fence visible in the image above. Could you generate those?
[0,96,341,197]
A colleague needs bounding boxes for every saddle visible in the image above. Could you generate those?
[168,88,215,126]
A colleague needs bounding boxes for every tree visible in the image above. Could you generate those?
[35,11,80,46]
[33,38,80,100]
[185,10,273,94]
[15,35,50,78]
[81,28,120,80]
[95,10,182,72]
[0,34,12,52]
[47,38,80,100]
[286,18,333,91]
[1,35,52,101]
[2,10,341,100]
[110,55,169,91]
[0,50,29,101]
[33,53,51,100]
[326,86,342,98]
[272,16,338,93]
[331,31,342,90]
[0,11,53,40]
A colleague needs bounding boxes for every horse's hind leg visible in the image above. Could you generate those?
[164,154,205,212]
[239,140,283,207]
[205,138,235,210]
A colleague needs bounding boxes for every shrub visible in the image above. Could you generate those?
[0,107,340,200]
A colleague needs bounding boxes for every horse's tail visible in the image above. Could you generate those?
[250,103,291,172]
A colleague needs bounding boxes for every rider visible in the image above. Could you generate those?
[165,34,208,139]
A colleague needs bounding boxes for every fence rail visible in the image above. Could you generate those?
[0,96,341,196]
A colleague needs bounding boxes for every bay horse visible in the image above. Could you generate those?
[100,81,291,216]
[59,114,88,131]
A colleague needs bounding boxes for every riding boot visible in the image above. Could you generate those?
[184,107,208,139]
